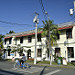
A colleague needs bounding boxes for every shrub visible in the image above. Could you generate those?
[0,52,2,60]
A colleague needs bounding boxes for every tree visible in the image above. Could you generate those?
[0,34,4,49]
[7,30,15,34]
[39,20,60,64]
[10,44,24,56]
[39,20,60,47]
[0,34,4,59]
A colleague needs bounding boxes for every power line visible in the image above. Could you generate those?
[58,17,75,25]
[0,20,33,26]
[39,0,47,20]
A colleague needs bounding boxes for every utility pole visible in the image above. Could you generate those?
[45,12,52,65]
[33,12,39,64]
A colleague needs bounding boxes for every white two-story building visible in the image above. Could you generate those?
[3,24,75,62]
[3,30,48,61]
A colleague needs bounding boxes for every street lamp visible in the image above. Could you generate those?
[33,12,39,64]
[69,1,75,15]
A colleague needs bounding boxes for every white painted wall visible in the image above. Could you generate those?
[3,26,75,62]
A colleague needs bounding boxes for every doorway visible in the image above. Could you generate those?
[27,49,31,59]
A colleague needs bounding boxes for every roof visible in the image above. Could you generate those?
[4,24,74,39]
[4,30,43,39]
[58,25,73,30]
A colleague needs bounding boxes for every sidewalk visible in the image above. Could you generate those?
[29,63,75,69]
[1,60,75,69]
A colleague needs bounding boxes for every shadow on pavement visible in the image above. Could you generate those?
[40,66,47,75]
[0,69,23,75]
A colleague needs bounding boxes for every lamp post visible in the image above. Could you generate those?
[45,12,52,65]
[69,1,75,15]
[33,12,39,64]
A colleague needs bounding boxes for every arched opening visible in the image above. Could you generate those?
[27,49,31,60]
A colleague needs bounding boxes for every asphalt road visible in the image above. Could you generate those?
[0,61,75,75]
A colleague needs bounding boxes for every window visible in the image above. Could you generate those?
[37,34,41,42]
[20,37,23,43]
[67,47,74,58]
[66,29,72,39]
[27,49,31,59]
[28,36,32,42]
[55,48,61,57]
[37,49,42,57]
[8,49,11,56]
[15,38,17,45]
[5,39,7,44]
[57,33,60,39]
[9,38,12,44]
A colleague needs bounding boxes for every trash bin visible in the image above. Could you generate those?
[63,58,67,65]
[57,57,62,64]
[58,59,61,64]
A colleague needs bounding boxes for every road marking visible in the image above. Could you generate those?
[44,69,61,75]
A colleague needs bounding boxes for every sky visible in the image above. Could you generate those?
[0,0,74,35]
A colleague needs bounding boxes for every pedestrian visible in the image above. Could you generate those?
[12,57,15,62]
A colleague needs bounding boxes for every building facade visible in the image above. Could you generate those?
[3,30,49,61]
[3,25,75,62]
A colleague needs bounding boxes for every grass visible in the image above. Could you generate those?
[26,60,34,64]
[26,60,58,65]
[26,60,75,66]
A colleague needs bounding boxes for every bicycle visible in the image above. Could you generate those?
[14,58,31,69]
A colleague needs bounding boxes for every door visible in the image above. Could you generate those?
[27,49,31,59]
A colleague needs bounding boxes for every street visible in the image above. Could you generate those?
[0,61,75,75]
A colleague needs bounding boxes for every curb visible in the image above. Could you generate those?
[29,63,75,69]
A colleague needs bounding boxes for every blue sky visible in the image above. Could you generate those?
[0,0,74,35]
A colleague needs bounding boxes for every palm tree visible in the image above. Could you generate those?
[39,20,60,47]
[39,20,60,63]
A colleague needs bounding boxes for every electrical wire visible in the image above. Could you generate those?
[39,0,47,20]
[0,20,34,26]
[58,17,75,25]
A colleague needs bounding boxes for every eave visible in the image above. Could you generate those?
[58,26,73,30]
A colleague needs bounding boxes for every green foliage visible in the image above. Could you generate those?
[7,30,15,34]
[37,61,50,64]
[39,19,60,47]
[0,52,2,57]
[0,52,2,60]
[0,34,4,49]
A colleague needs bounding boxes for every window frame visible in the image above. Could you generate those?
[67,47,74,58]
[66,29,72,39]
[5,39,7,45]
[28,36,32,43]
[37,34,41,42]
[20,37,23,43]
[9,38,12,44]
[37,49,42,57]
